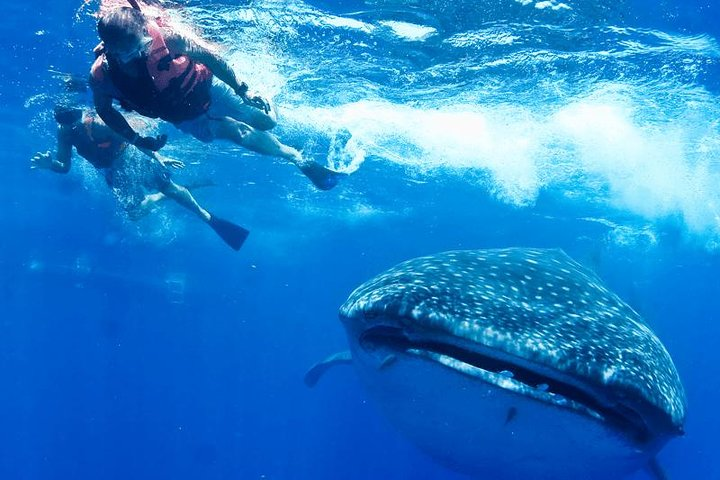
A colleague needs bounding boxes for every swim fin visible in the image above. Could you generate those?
[208,215,250,251]
[299,162,348,191]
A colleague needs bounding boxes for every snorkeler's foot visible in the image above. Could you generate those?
[299,162,349,191]
[208,215,250,251]
[126,193,165,220]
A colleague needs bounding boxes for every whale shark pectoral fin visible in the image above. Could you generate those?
[304,350,353,388]
[378,354,397,370]
[647,457,668,480]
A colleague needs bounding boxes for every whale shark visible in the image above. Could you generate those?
[307,248,686,479]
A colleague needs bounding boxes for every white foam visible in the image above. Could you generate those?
[78,1,720,246]
[379,21,437,42]
[322,16,374,33]
[534,1,572,11]
[551,89,720,235]
[286,101,543,204]
[283,83,720,240]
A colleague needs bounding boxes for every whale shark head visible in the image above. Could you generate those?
[338,248,686,479]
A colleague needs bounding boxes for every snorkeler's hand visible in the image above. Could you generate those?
[158,156,185,170]
[234,81,249,97]
[134,134,167,151]
[30,151,53,170]
[242,94,271,114]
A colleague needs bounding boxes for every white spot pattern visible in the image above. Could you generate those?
[340,248,687,430]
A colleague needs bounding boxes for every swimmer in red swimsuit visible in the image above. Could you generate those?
[32,105,249,250]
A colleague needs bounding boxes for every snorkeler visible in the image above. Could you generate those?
[31,105,249,250]
[89,2,347,191]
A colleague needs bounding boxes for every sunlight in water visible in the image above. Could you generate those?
[61,0,720,247]
[185,0,720,243]
[284,82,720,241]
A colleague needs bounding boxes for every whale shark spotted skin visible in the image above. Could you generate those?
[309,248,686,479]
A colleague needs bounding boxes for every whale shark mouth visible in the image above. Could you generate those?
[359,325,654,444]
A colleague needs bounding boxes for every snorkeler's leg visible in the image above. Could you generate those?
[212,117,347,190]
[124,193,165,220]
[142,192,166,205]
[213,117,302,163]
[161,180,249,250]
[160,181,211,222]
[211,81,277,131]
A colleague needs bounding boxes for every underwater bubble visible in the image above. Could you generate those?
[165,273,186,305]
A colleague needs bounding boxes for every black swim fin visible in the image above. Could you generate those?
[299,162,348,191]
[208,215,250,251]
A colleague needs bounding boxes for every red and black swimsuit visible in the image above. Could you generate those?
[71,115,127,168]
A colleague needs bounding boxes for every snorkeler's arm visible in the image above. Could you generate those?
[31,126,73,173]
[52,126,74,173]
[165,33,249,96]
[93,89,139,142]
[135,147,185,169]
[92,88,167,151]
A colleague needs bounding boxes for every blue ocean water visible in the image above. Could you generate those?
[1,0,719,478]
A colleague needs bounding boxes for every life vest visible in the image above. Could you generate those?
[84,115,116,150]
[92,21,213,123]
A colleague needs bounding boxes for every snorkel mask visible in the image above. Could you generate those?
[114,35,152,64]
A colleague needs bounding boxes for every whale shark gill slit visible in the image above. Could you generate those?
[359,325,652,444]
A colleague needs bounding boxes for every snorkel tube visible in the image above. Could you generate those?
[126,0,142,10]
[125,0,163,11]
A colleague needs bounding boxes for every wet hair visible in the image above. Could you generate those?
[53,105,83,125]
[97,7,146,46]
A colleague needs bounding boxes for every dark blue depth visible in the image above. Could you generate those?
[1,1,719,479]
